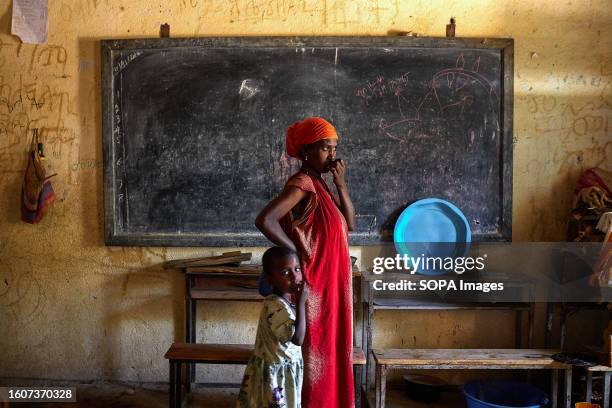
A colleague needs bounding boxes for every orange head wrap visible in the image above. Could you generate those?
[285,117,338,159]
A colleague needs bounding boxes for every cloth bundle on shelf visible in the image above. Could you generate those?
[574,167,612,214]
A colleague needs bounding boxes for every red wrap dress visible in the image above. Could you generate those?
[282,170,354,408]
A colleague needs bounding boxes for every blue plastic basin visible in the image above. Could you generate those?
[463,380,549,408]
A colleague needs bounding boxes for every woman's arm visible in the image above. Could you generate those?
[255,186,307,252]
[291,284,308,346]
[330,160,356,231]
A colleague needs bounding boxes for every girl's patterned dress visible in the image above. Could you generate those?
[237,294,303,408]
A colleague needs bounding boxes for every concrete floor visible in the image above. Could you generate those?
[5,371,602,407]
[3,380,468,407]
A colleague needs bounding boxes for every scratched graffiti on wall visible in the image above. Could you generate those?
[522,70,611,161]
[0,261,45,324]
[59,0,111,22]
[0,38,83,181]
[180,0,399,26]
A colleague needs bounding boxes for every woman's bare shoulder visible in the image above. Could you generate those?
[285,171,315,193]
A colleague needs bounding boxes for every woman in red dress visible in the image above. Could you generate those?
[256,117,356,408]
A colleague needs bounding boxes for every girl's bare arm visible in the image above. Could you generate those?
[291,285,308,346]
[255,186,307,252]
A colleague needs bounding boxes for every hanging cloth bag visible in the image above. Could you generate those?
[21,130,56,224]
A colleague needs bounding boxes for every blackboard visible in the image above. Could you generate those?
[102,37,513,246]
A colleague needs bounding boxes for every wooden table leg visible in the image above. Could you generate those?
[551,369,558,408]
[365,289,374,392]
[527,301,535,348]
[564,367,572,408]
[188,293,196,394]
[380,366,387,408]
[354,366,361,408]
[185,275,193,390]
[169,360,176,408]
[545,302,554,347]
[375,364,381,408]
[176,361,183,408]
[515,308,523,347]
[586,371,593,402]
[560,303,568,351]
[375,365,386,408]
[604,372,611,408]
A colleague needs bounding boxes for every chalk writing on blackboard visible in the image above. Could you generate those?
[238,79,263,100]
[113,51,143,75]
[113,102,122,144]
[355,72,410,104]
[357,55,500,144]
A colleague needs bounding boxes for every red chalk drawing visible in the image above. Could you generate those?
[355,54,499,143]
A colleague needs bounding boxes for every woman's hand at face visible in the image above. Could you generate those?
[330,159,347,189]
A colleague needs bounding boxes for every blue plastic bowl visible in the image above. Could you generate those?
[463,380,549,408]
[394,198,471,275]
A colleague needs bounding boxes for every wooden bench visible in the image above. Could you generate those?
[165,342,366,408]
[372,348,573,408]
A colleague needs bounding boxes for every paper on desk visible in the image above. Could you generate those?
[11,0,48,44]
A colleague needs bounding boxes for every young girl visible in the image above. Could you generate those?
[237,246,308,408]
[256,117,355,407]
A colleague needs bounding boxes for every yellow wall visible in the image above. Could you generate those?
[0,0,610,383]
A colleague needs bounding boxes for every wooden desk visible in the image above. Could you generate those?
[361,272,536,390]
[372,348,572,408]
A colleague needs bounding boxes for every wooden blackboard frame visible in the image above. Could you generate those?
[102,36,513,247]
